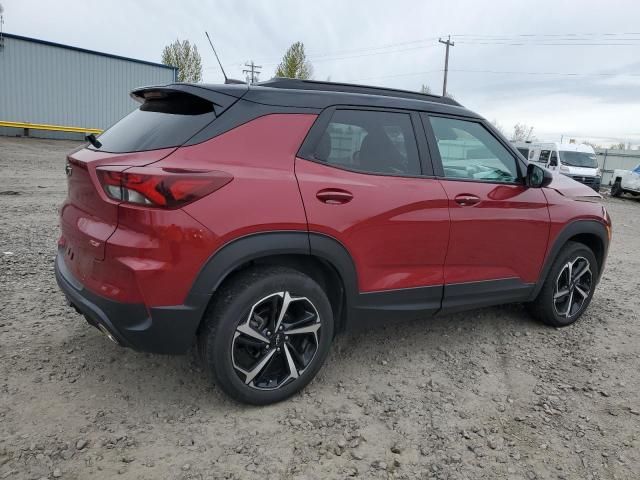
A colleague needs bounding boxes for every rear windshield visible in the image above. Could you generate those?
[559,151,598,168]
[93,92,216,153]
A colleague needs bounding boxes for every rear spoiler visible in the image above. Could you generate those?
[130,83,249,116]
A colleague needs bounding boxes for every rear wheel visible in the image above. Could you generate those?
[528,242,598,327]
[198,266,334,405]
[610,180,622,197]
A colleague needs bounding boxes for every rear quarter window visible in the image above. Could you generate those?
[94,92,216,153]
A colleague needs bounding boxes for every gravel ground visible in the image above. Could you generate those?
[1,136,639,480]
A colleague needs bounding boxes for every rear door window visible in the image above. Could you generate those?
[311,109,421,176]
[94,92,216,153]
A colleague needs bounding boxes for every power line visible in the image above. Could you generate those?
[225,37,442,67]
[214,32,640,73]
[449,69,640,76]
[455,41,640,46]
[348,69,443,82]
[452,32,640,38]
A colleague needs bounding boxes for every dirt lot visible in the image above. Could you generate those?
[0,136,639,480]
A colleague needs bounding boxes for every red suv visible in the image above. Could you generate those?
[56,79,611,404]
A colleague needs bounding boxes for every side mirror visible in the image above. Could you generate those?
[527,163,553,188]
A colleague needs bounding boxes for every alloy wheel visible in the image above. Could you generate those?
[231,292,322,390]
[553,256,592,319]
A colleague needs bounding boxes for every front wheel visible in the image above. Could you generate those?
[527,242,598,327]
[198,266,334,405]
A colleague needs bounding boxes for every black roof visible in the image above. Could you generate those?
[138,79,477,118]
[256,78,461,106]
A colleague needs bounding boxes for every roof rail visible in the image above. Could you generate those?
[256,78,461,106]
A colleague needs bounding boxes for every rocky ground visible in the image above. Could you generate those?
[0,136,639,480]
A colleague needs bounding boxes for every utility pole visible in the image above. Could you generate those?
[243,61,262,84]
[438,35,455,96]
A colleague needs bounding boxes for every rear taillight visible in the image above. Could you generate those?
[96,166,233,208]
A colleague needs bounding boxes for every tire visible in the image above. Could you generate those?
[527,241,598,327]
[610,180,622,197]
[198,266,334,405]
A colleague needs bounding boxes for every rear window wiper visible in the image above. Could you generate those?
[86,133,102,149]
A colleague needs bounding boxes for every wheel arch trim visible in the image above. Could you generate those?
[186,230,359,311]
[529,219,609,301]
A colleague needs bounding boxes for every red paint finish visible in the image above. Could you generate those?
[438,180,550,284]
[180,114,316,246]
[59,108,611,316]
[59,114,317,306]
[543,187,610,263]
[104,206,217,305]
[295,159,450,291]
[60,147,176,282]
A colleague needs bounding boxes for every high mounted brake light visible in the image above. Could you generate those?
[96,166,233,208]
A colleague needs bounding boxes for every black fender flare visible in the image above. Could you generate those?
[185,230,359,311]
[529,219,609,301]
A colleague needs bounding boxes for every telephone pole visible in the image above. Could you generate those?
[243,61,262,84]
[438,36,455,96]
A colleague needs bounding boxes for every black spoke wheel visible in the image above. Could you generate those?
[199,266,334,405]
[232,291,322,390]
[527,241,599,327]
[552,256,592,319]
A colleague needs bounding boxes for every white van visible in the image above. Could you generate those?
[528,142,601,191]
[511,141,532,159]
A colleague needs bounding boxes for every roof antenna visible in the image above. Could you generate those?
[205,31,245,85]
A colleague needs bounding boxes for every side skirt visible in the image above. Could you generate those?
[347,278,534,330]
[439,278,534,315]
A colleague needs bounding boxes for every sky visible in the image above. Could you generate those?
[3,0,640,147]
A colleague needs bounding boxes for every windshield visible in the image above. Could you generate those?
[559,151,598,168]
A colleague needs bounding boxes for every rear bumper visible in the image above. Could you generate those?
[55,250,210,354]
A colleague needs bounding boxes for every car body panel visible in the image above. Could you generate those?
[55,80,611,355]
[295,158,450,292]
[437,180,550,284]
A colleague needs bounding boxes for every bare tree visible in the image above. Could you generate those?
[490,119,506,136]
[161,39,203,83]
[511,123,535,142]
[420,84,432,94]
[275,42,313,79]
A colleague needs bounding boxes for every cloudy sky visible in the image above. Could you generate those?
[4,0,640,146]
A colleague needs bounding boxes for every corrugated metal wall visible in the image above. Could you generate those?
[0,34,176,139]
[595,149,640,185]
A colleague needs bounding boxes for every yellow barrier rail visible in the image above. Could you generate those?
[0,120,102,135]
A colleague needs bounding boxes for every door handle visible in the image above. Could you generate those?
[316,188,353,205]
[454,194,481,206]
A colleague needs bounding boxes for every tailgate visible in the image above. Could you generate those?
[59,147,175,267]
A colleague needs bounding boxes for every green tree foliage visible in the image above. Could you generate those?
[161,39,203,83]
[275,42,313,79]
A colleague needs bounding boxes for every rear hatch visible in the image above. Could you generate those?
[60,84,246,270]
